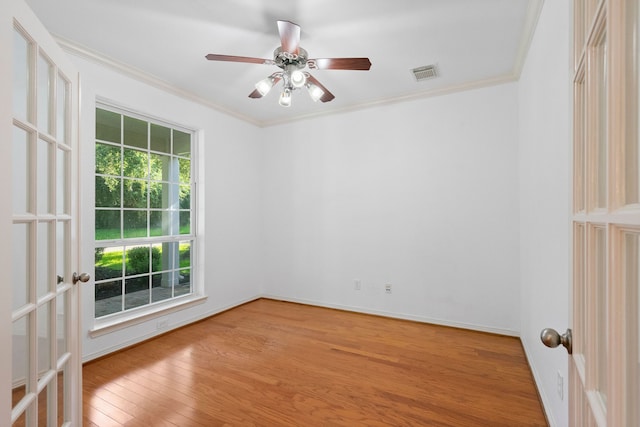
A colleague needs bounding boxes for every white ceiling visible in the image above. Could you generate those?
[25,0,541,127]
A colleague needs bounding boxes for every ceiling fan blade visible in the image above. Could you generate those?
[248,89,263,99]
[308,58,372,71]
[306,74,335,103]
[205,54,273,65]
[277,20,301,54]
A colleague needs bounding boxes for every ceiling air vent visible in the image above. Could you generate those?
[412,64,438,82]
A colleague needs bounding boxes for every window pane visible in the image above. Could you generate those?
[56,221,68,288]
[179,184,190,209]
[125,245,151,276]
[173,130,191,157]
[150,123,171,153]
[123,211,147,238]
[13,28,31,122]
[123,116,147,149]
[95,210,121,240]
[95,176,121,208]
[152,274,172,303]
[151,243,166,272]
[179,159,190,183]
[122,148,148,179]
[13,126,30,215]
[150,211,170,236]
[125,276,149,310]
[150,153,172,182]
[149,182,168,209]
[95,247,123,281]
[180,211,190,235]
[122,179,147,209]
[179,241,191,269]
[95,280,122,317]
[176,269,191,296]
[95,143,121,175]
[96,109,121,143]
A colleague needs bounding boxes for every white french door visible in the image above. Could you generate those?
[7,0,82,425]
[571,0,640,425]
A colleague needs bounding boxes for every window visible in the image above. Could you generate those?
[94,106,195,319]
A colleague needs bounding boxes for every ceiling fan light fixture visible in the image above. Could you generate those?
[279,88,292,107]
[255,76,275,96]
[290,69,306,88]
[306,83,324,102]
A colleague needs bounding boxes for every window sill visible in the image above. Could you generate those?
[89,294,208,338]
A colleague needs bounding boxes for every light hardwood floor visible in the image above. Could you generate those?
[83,299,547,426]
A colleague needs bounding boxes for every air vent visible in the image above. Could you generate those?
[412,65,438,82]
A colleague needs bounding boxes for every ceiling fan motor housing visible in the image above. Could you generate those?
[274,47,308,69]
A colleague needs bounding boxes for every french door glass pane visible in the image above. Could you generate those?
[37,303,51,375]
[575,77,586,212]
[13,28,31,122]
[56,73,69,144]
[623,232,640,424]
[37,222,52,299]
[11,316,28,406]
[37,138,52,215]
[574,223,586,356]
[56,221,68,286]
[56,148,69,215]
[13,126,30,215]
[12,223,30,311]
[595,35,607,209]
[37,53,53,135]
[595,226,607,404]
[56,291,67,358]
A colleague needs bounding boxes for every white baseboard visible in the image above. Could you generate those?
[521,336,557,427]
[261,294,520,337]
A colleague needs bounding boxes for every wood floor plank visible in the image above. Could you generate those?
[83,299,547,426]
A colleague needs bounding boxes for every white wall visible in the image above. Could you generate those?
[518,1,571,426]
[73,56,265,361]
[261,83,521,335]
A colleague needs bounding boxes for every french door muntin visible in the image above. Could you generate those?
[11,3,80,425]
[571,0,640,425]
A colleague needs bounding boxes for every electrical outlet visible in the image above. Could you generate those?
[385,284,392,294]
[354,279,361,290]
[557,371,564,400]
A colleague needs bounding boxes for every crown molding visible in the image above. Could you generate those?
[53,35,262,127]
[512,0,545,79]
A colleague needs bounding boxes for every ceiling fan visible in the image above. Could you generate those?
[205,20,372,107]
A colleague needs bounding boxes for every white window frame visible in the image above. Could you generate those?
[90,102,205,336]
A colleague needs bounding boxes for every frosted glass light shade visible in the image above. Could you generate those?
[290,70,306,88]
[279,89,292,107]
